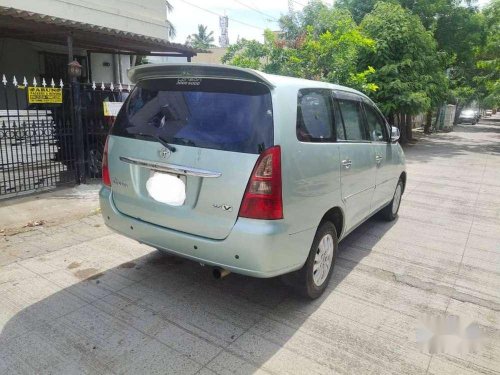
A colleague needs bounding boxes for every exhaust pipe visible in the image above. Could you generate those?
[213,268,231,279]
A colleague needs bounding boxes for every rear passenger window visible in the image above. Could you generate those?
[333,100,346,141]
[337,99,369,141]
[364,104,388,142]
[296,89,334,142]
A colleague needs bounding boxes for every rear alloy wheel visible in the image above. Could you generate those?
[380,179,403,221]
[285,222,338,299]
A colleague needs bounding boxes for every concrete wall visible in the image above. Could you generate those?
[0,0,169,39]
[0,38,129,86]
[0,38,86,83]
[90,53,131,84]
[192,48,228,64]
[146,56,189,64]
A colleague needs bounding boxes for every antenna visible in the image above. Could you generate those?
[219,15,229,47]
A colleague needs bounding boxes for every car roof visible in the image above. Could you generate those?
[128,63,372,103]
[256,70,369,99]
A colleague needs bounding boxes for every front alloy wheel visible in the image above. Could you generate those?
[380,178,403,221]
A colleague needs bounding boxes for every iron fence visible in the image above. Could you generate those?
[0,74,131,198]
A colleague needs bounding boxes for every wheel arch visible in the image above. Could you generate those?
[319,206,344,240]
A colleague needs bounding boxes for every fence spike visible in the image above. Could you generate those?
[50,78,55,88]
[59,79,64,88]
[12,76,18,86]
[118,82,123,91]
[101,82,105,90]
[23,76,28,86]
[42,78,47,87]
[1,74,6,86]
[33,77,37,87]
[92,81,96,90]
[110,83,115,91]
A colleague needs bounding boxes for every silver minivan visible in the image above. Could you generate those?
[100,64,406,298]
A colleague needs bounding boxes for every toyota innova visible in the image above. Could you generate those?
[100,63,406,298]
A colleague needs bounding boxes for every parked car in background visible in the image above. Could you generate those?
[485,109,493,116]
[100,64,407,299]
[458,109,477,124]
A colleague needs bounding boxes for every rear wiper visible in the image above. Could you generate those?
[136,133,176,152]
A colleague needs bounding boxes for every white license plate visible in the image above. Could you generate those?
[146,171,186,206]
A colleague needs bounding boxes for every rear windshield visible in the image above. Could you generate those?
[112,78,274,154]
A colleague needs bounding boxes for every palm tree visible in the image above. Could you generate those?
[186,24,216,49]
[166,1,176,39]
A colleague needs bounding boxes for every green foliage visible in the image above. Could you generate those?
[223,2,376,93]
[186,25,216,49]
[359,2,448,116]
[223,0,494,119]
[474,0,500,108]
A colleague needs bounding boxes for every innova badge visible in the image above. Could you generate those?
[159,147,171,159]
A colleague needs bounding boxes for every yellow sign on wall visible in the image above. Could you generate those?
[103,102,124,117]
[28,87,63,104]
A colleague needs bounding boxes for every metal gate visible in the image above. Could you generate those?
[0,74,131,198]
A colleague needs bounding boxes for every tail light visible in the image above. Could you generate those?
[102,136,111,187]
[239,146,283,220]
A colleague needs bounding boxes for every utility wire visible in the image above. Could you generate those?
[292,0,307,7]
[177,0,266,30]
[231,0,279,22]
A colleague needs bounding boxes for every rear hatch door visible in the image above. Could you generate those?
[108,77,274,240]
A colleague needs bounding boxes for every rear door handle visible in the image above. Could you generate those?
[341,159,352,169]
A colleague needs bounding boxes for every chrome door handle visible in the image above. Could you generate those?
[341,159,352,169]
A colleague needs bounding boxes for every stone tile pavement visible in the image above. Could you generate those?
[0,121,499,374]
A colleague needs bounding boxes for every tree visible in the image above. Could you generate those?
[360,2,447,142]
[223,2,377,93]
[336,0,379,24]
[475,0,499,109]
[186,25,216,49]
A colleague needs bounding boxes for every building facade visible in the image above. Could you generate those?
[0,0,193,85]
[0,0,197,197]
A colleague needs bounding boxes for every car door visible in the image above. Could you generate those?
[333,92,376,231]
[362,101,396,211]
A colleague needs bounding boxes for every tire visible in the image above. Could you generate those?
[380,179,403,221]
[284,222,338,299]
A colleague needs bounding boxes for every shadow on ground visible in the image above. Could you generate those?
[402,123,500,164]
[0,215,397,374]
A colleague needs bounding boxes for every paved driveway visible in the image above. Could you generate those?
[1,122,499,374]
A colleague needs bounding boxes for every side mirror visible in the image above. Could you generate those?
[390,126,400,143]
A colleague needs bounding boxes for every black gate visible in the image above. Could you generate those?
[0,75,131,198]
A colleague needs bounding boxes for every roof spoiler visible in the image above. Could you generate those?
[128,63,274,88]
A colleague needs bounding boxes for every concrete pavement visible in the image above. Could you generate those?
[1,121,499,374]
[0,184,100,234]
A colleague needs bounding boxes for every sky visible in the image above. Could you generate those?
[169,0,307,45]
[168,0,492,46]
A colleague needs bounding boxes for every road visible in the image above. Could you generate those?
[1,120,499,374]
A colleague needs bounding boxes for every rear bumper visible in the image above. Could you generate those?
[99,187,312,278]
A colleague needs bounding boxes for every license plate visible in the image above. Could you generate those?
[146,171,186,206]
